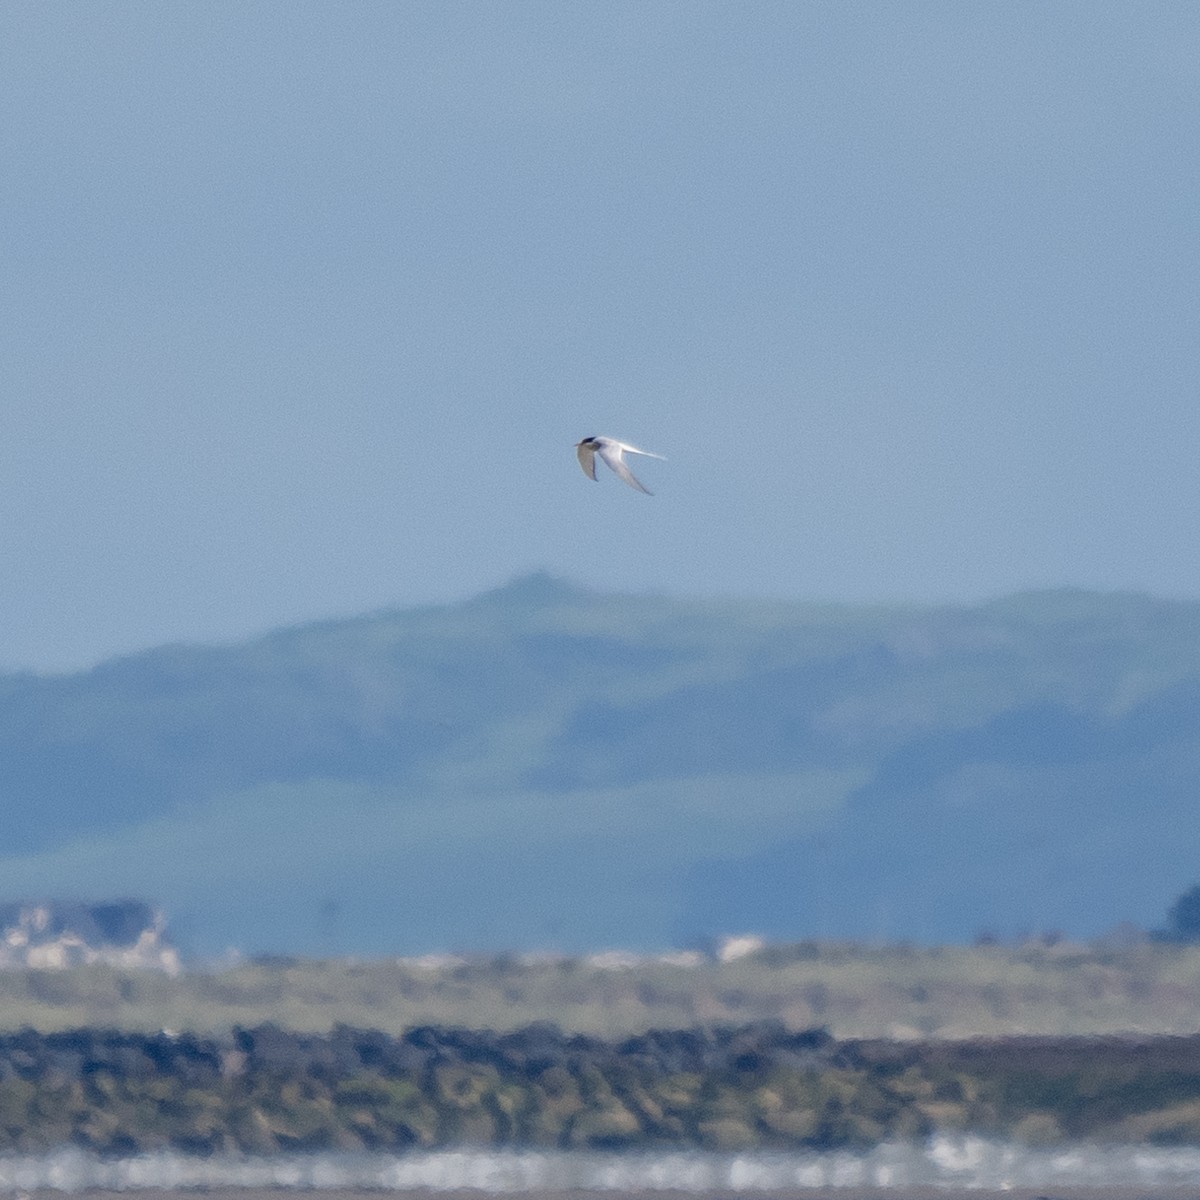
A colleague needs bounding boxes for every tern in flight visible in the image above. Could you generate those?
[575,436,666,495]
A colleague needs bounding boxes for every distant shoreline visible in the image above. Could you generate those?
[5,940,1200,1042]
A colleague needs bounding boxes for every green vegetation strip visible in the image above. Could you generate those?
[2,1023,1200,1154]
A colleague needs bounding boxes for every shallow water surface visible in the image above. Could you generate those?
[1,1138,1200,1195]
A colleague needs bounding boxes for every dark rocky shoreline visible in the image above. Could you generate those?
[1,1023,1200,1155]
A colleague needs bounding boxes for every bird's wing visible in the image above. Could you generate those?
[610,440,666,461]
[597,442,653,494]
[576,442,599,480]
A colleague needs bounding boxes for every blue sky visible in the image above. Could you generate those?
[3,2,1199,672]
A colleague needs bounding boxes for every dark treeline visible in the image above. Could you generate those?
[2,1022,1200,1153]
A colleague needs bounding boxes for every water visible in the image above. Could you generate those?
[0,1137,1199,1193]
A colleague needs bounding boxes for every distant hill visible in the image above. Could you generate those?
[1,574,1198,956]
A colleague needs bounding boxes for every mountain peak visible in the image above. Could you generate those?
[468,572,593,609]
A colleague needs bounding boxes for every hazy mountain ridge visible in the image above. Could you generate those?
[1,576,1198,954]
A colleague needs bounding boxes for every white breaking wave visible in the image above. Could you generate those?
[1,1138,1200,1192]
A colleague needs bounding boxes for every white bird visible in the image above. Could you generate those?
[575,436,666,495]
